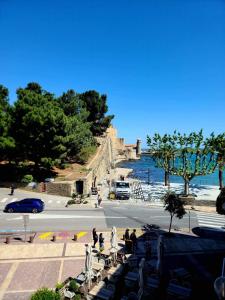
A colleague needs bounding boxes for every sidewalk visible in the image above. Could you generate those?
[0,229,128,300]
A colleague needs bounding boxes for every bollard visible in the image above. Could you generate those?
[52,235,56,242]
[73,234,77,241]
[6,236,10,244]
[29,236,34,243]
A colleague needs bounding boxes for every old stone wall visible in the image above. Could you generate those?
[46,181,73,197]
[45,126,140,197]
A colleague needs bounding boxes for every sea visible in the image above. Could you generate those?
[117,154,220,187]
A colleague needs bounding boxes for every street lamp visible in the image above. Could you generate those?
[214,258,225,300]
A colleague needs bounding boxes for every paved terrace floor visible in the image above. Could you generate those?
[1,228,225,299]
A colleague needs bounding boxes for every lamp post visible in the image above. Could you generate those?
[214,258,225,299]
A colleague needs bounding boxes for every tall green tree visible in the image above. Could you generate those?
[0,85,15,160]
[206,133,225,189]
[171,130,218,195]
[147,133,176,186]
[57,90,96,163]
[147,130,218,196]
[80,90,114,136]
[11,83,68,168]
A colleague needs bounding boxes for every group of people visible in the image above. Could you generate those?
[92,228,105,251]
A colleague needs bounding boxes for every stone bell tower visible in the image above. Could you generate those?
[136,139,141,156]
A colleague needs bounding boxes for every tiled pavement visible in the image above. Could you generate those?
[0,229,129,300]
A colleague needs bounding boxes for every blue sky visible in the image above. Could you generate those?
[1,0,225,146]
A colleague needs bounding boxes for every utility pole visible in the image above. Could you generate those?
[148,168,150,185]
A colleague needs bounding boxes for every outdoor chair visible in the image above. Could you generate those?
[167,282,192,300]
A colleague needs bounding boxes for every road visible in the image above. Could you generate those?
[0,203,199,232]
[0,187,224,232]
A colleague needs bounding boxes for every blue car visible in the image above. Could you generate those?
[4,198,44,213]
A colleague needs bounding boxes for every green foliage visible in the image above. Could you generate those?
[147,130,218,195]
[74,294,81,300]
[76,145,96,164]
[163,192,186,232]
[80,90,114,136]
[206,133,225,189]
[216,188,225,215]
[21,174,33,183]
[69,279,78,293]
[30,287,60,300]
[0,84,15,160]
[67,199,76,205]
[0,83,111,181]
[11,83,68,167]
[55,282,64,290]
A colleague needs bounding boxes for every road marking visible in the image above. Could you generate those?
[7,215,128,220]
[10,198,17,203]
[57,200,60,204]
[0,198,8,203]
[0,262,19,300]
[48,200,52,203]
[196,212,225,228]
[77,231,87,239]
[38,232,53,239]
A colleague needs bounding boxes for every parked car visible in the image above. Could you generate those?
[4,198,44,213]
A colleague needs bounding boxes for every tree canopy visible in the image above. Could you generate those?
[80,90,114,136]
[0,82,113,179]
[147,130,219,195]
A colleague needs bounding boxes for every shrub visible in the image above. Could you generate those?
[216,188,225,214]
[76,145,96,164]
[31,287,60,300]
[55,282,64,290]
[67,199,75,206]
[21,174,33,183]
[69,279,78,293]
[72,193,78,200]
[74,294,81,300]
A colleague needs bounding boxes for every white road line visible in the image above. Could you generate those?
[198,223,224,228]
[57,201,60,204]
[198,220,225,225]
[10,198,17,203]
[0,198,8,203]
[7,215,128,220]
[198,215,225,220]
[48,200,52,203]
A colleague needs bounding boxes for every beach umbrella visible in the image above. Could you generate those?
[85,244,94,290]
[138,258,145,299]
[110,226,118,263]
[156,235,164,275]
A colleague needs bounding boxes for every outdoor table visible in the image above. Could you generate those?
[107,265,123,276]
[93,262,104,271]
[99,252,112,268]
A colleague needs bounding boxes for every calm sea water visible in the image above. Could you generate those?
[117,154,220,186]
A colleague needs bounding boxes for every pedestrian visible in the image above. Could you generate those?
[10,184,15,196]
[98,194,102,207]
[124,228,130,240]
[130,229,137,253]
[92,228,98,248]
[99,233,104,252]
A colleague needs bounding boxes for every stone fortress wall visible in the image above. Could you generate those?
[46,126,141,197]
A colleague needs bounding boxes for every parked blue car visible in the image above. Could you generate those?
[4,198,44,213]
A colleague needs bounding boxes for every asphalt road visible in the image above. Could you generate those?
[0,202,200,232]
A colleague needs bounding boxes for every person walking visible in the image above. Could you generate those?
[10,184,15,196]
[130,229,137,254]
[97,193,102,207]
[92,228,98,248]
[124,228,130,240]
[99,233,104,252]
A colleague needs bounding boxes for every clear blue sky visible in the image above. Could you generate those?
[1,0,225,147]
